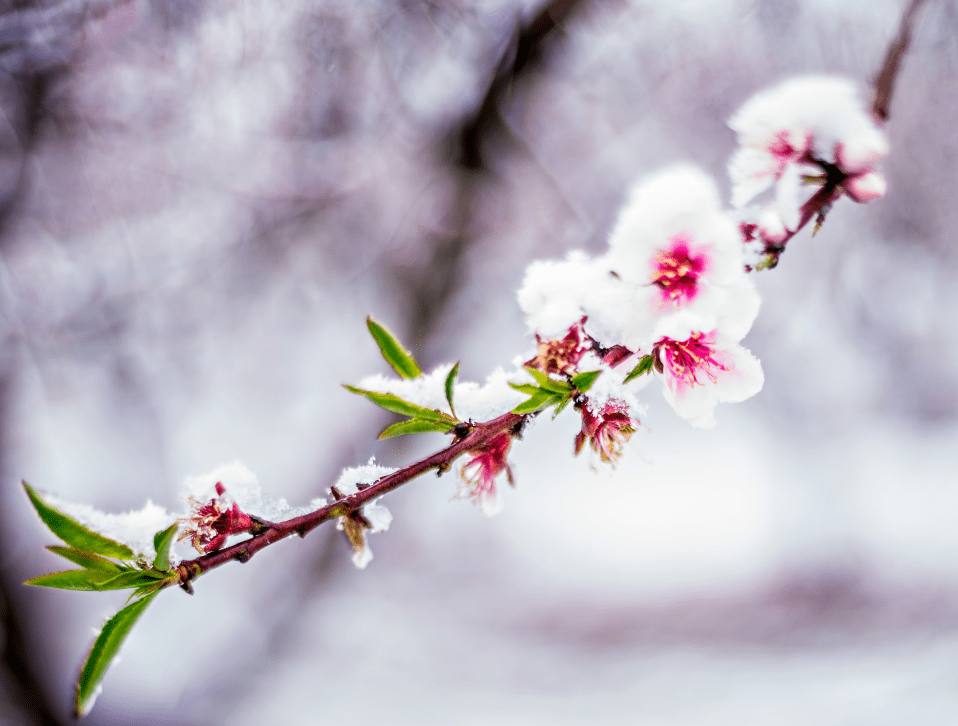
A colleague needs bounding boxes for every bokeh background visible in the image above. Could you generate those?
[1,0,957,723]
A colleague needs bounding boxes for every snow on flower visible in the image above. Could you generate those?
[574,398,636,466]
[516,164,764,429]
[604,166,758,351]
[457,431,514,516]
[181,461,316,522]
[728,76,888,211]
[179,482,256,554]
[516,251,618,340]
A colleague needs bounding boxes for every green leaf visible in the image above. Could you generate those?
[152,524,178,572]
[378,418,457,439]
[444,362,459,419]
[46,546,123,572]
[129,579,171,601]
[523,366,572,395]
[22,482,134,561]
[570,370,602,394]
[552,395,573,418]
[624,355,656,383]
[366,317,422,379]
[26,569,158,592]
[508,382,541,395]
[26,569,126,591]
[76,593,158,717]
[343,387,456,423]
[511,390,564,415]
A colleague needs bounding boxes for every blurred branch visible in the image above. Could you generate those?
[872,0,929,122]
[0,0,131,72]
[0,577,64,726]
[407,0,590,346]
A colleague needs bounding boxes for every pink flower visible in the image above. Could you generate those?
[602,167,757,352]
[649,234,710,306]
[526,325,585,376]
[652,329,764,429]
[458,431,514,516]
[574,399,636,465]
[729,77,888,210]
[178,482,255,554]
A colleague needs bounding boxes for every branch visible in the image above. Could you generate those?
[177,412,526,587]
[872,0,929,122]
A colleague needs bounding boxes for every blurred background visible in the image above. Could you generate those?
[1,0,957,723]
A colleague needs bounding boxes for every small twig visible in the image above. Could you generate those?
[179,412,525,587]
[872,0,929,122]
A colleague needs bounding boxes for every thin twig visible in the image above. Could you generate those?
[177,412,525,586]
[872,0,929,122]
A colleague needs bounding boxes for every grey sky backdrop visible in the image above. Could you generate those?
[1,0,957,724]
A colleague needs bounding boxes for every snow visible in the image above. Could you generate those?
[182,461,327,523]
[359,365,526,422]
[41,493,176,561]
[331,458,397,569]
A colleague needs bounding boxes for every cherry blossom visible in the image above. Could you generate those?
[458,431,515,516]
[729,76,888,211]
[178,483,256,554]
[526,324,586,376]
[574,399,636,465]
[652,326,764,429]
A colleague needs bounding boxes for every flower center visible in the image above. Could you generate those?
[654,332,727,387]
[650,236,706,304]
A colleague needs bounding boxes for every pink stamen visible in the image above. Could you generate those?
[654,332,728,387]
[650,235,707,305]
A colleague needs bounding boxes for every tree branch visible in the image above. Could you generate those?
[872,0,929,122]
[177,412,526,587]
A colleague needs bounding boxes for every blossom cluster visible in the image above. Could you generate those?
[343,78,888,521]
[518,166,764,431]
[728,76,888,266]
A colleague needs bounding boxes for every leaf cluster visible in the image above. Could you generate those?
[345,318,462,438]
[22,482,179,715]
[509,367,602,417]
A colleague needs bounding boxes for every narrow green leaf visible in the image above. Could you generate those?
[570,370,602,394]
[343,387,456,423]
[553,395,573,418]
[508,382,541,395]
[624,354,656,384]
[94,571,160,590]
[152,524,178,572]
[444,362,459,419]
[30,568,160,592]
[46,546,123,572]
[378,418,456,439]
[511,391,564,415]
[77,593,158,717]
[22,482,134,560]
[366,317,422,379]
[129,579,172,601]
[26,570,125,591]
[523,366,572,395]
